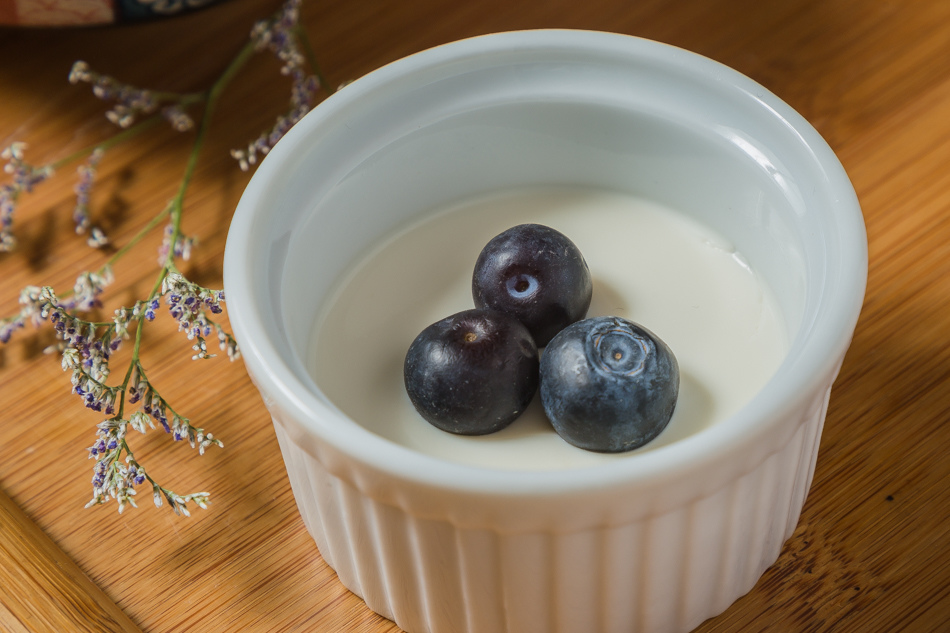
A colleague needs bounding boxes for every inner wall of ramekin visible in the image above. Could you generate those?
[274,47,828,418]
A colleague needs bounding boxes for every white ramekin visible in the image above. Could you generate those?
[224,30,867,633]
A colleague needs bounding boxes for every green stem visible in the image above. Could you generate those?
[294,24,333,94]
[160,39,258,273]
[210,38,259,104]
[112,313,148,422]
[150,90,205,104]
[115,355,140,420]
[102,201,173,273]
[131,308,146,359]
[50,115,164,171]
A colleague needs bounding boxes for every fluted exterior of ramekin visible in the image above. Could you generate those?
[271,382,832,633]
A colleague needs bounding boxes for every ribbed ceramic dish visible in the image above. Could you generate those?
[224,30,867,633]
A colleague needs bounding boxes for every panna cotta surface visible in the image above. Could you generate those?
[308,188,788,470]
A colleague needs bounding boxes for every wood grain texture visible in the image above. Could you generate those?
[0,0,948,631]
[0,487,141,633]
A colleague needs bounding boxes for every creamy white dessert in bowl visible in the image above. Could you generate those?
[223,30,867,633]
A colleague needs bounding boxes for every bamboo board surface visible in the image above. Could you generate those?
[0,0,949,631]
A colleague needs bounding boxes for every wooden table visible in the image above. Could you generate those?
[1,0,948,631]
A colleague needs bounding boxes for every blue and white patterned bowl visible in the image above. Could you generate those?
[0,0,230,27]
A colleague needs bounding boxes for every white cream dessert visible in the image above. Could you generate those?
[308,188,788,470]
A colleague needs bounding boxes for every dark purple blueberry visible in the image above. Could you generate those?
[404,308,539,435]
[540,316,679,452]
[472,224,592,346]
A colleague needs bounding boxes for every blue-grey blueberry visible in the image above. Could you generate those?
[540,316,679,452]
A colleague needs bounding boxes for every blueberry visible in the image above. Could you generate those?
[404,308,540,435]
[472,224,592,346]
[540,316,679,452]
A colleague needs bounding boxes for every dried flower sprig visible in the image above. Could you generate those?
[73,148,107,244]
[0,143,55,251]
[68,59,202,132]
[86,413,213,516]
[232,0,322,171]
[0,0,329,515]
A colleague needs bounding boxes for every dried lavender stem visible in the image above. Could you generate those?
[49,113,166,172]
[159,38,258,276]
[106,202,173,270]
[294,24,333,94]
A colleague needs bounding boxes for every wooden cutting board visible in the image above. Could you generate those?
[1,0,949,631]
